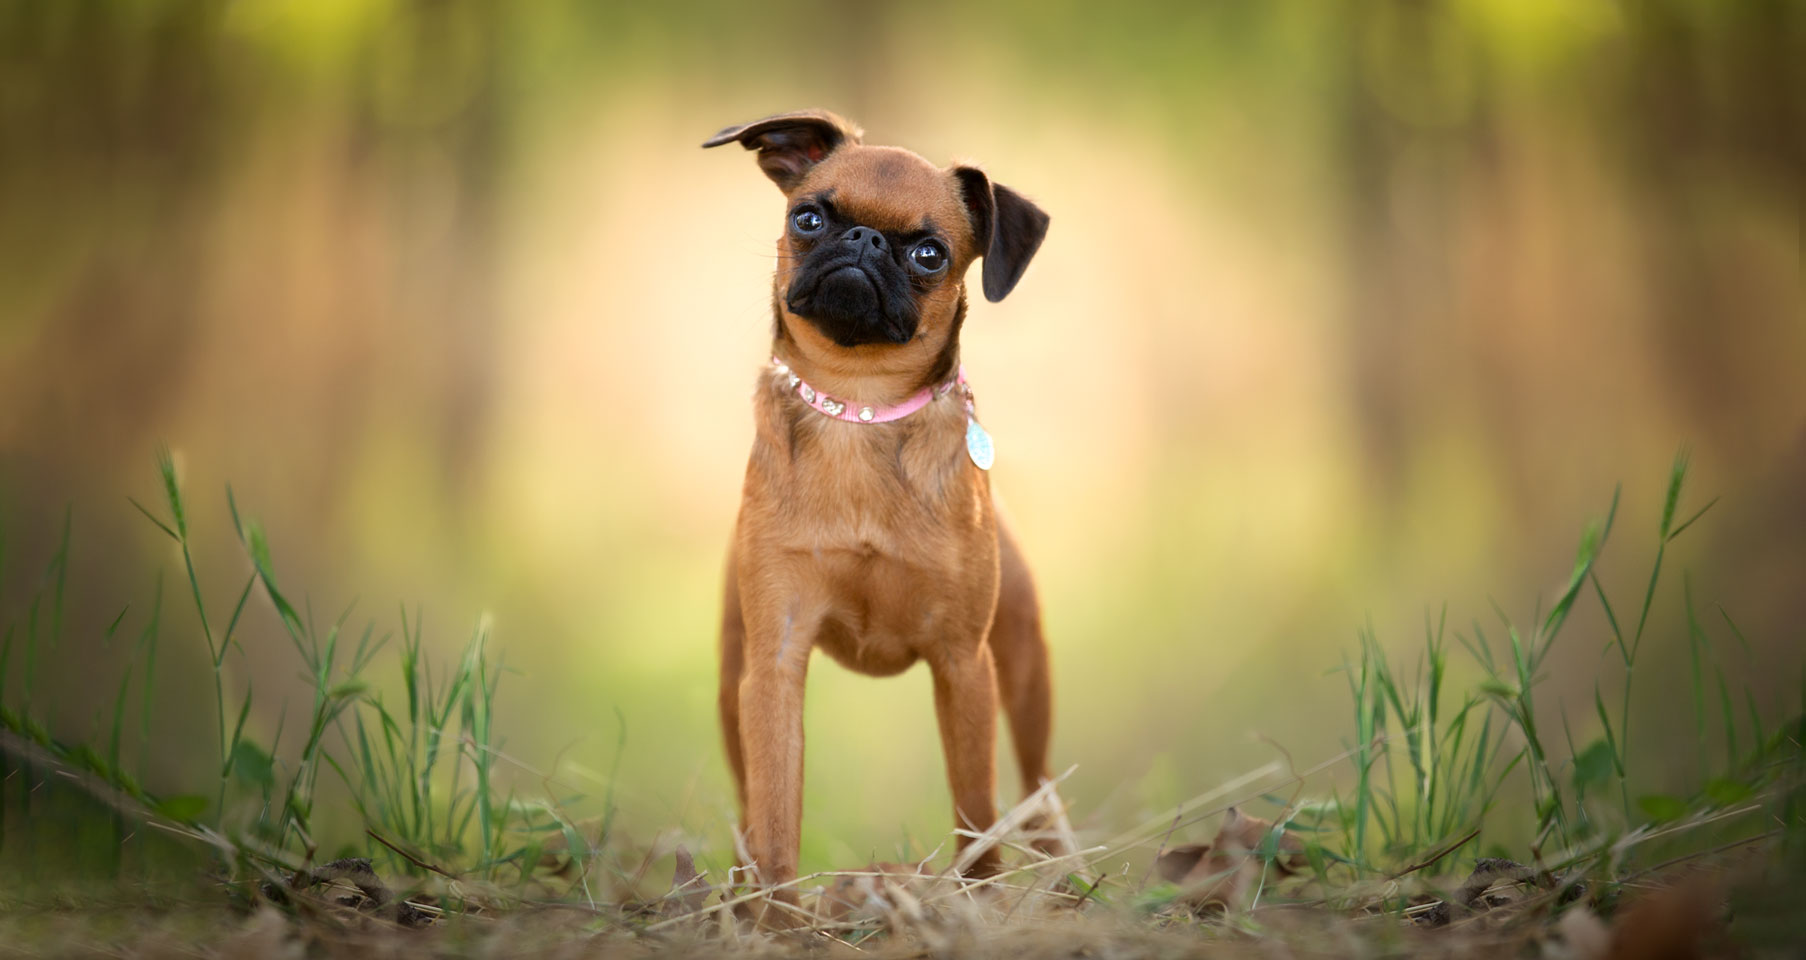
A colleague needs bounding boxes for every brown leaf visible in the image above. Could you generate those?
[1213,807,1308,873]
[1169,807,1309,912]
[1154,843,1211,884]
[662,844,711,917]
[1176,849,1259,911]
[1608,871,1727,960]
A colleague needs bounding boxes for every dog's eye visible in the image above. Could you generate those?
[908,240,947,274]
[791,208,825,236]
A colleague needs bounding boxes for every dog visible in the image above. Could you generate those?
[703,109,1055,912]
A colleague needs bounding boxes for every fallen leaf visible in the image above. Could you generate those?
[1158,807,1309,912]
[1212,807,1308,872]
[1154,843,1211,884]
[1608,871,1727,960]
[663,844,710,917]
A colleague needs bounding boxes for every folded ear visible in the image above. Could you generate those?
[954,166,1051,303]
[702,110,863,191]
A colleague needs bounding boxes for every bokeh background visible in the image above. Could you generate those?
[2,1,1801,871]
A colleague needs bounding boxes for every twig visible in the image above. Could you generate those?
[916,845,1108,903]
[1390,827,1482,879]
[1099,761,1285,853]
[1070,872,1108,910]
[642,869,839,932]
[1001,870,1047,922]
[950,766,1076,876]
[1620,830,1780,883]
[366,827,461,879]
[1138,808,1186,891]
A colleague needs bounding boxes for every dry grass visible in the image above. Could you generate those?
[3,454,1803,956]
[3,732,1799,958]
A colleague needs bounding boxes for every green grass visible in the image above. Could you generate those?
[0,450,1801,954]
[3,452,579,901]
[1310,452,1801,898]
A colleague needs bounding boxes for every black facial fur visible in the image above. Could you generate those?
[782,198,939,347]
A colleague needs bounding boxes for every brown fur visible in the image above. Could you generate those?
[707,112,1054,917]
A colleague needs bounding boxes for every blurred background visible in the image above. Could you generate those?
[1,0,1800,872]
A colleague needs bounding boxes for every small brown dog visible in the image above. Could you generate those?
[704,110,1054,905]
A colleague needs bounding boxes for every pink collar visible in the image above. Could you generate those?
[771,356,968,424]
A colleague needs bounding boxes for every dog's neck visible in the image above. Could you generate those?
[769,344,938,409]
[770,296,966,406]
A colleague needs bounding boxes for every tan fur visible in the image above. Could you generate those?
[713,124,1054,920]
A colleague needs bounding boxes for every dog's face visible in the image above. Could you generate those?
[776,147,968,349]
[705,111,1049,370]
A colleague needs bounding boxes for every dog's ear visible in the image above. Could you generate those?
[702,110,863,191]
[954,166,1050,303]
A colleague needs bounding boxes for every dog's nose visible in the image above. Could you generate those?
[842,226,887,255]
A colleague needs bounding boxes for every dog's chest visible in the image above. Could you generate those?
[752,398,982,538]
[743,403,999,664]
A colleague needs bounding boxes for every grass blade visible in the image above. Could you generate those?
[1684,573,1708,774]
[1538,487,1617,659]
[1658,450,1688,540]
[1715,667,1737,766]
[1593,683,1624,777]
[224,685,254,778]
[1666,496,1719,543]
[127,498,179,543]
[1591,572,1627,666]
[138,572,163,778]
[219,572,257,666]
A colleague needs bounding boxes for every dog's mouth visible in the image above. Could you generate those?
[786,260,917,347]
[811,266,879,316]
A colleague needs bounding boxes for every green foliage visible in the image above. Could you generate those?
[332,607,524,875]
[1636,794,1687,823]
[1331,451,1796,880]
[1335,605,1507,874]
[0,454,566,891]
[1570,740,1614,797]
[156,794,209,822]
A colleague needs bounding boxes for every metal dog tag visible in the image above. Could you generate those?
[965,417,994,471]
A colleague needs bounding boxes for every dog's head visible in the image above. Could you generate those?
[704,110,1048,371]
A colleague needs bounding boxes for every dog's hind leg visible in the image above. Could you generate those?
[988,519,1073,858]
[718,549,748,814]
[988,521,1052,799]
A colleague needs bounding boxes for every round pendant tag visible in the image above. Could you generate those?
[965,417,995,471]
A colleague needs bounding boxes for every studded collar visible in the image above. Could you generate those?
[770,356,969,424]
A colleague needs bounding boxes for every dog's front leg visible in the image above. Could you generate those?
[735,587,813,919]
[930,642,1001,879]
